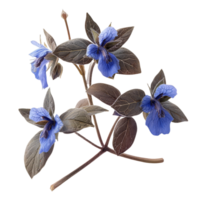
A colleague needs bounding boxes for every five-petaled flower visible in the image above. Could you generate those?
[30,41,51,89]
[29,107,63,153]
[86,27,120,78]
[141,84,177,136]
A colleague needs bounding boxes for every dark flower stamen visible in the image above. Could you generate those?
[34,57,45,68]
[99,46,112,63]
[41,116,55,139]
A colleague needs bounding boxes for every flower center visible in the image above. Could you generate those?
[151,99,165,118]
[99,46,112,63]
[41,116,55,139]
[34,57,44,68]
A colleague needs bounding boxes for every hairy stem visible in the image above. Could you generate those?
[50,150,105,191]
[64,18,71,40]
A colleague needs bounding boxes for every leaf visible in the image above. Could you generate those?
[105,40,122,51]
[113,48,141,75]
[113,117,137,155]
[108,27,134,52]
[87,61,95,85]
[87,83,121,106]
[90,28,99,44]
[19,109,44,128]
[143,112,149,120]
[51,63,63,80]
[45,53,59,72]
[43,89,55,116]
[85,13,101,43]
[112,89,145,117]
[35,120,48,126]
[81,105,108,116]
[60,108,94,133]
[161,101,188,123]
[113,110,123,117]
[151,70,166,96]
[43,29,57,51]
[159,96,171,103]
[53,39,92,65]
[24,131,54,178]
[76,98,89,108]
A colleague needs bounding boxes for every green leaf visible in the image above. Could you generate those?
[104,40,122,51]
[87,83,121,106]
[113,117,137,155]
[24,131,54,178]
[108,27,134,52]
[53,39,92,65]
[43,89,55,116]
[43,29,57,51]
[111,89,145,117]
[18,109,44,128]
[81,105,108,116]
[161,101,188,123]
[151,70,166,96]
[85,13,101,43]
[113,48,141,75]
[59,108,94,133]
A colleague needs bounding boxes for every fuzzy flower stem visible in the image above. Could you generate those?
[50,150,105,191]
[59,8,72,40]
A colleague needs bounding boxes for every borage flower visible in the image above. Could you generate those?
[29,107,63,153]
[141,84,177,136]
[86,27,120,78]
[30,41,51,89]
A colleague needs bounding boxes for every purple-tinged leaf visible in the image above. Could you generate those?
[53,39,92,65]
[43,29,57,51]
[107,27,134,52]
[81,105,108,116]
[86,60,96,86]
[161,101,188,123]
[60,108,94,133]
[43,88,55,116]
[113,48,141,75]
[24,131,54,178]
[87,83,121,106]
[151,70,166,96]
[76,98,89,108]
[113,117,137,155]
[112,89,145,117]
[19,109,44,128]
[85,13,101,43]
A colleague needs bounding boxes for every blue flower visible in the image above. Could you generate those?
[141,84,177,136]
[29,107,63,153]
[86,27,120,78]
[30,41,51,89]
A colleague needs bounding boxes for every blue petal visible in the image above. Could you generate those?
[146,108,173,136]
[29,49,50,58]
[29,107,51,122]
[98,52,120,77]
[39,128,55,153]
[86,44,100,60]
[31,41,45,48]
[154,84,177,99]
[31,61,40,79]
[141,95,154,113]
[99,27,118,46]
[39,115,63,154]
[38,60,49,89]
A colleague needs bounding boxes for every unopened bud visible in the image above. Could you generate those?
[61,10,68,20]
[52,63,63,80]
